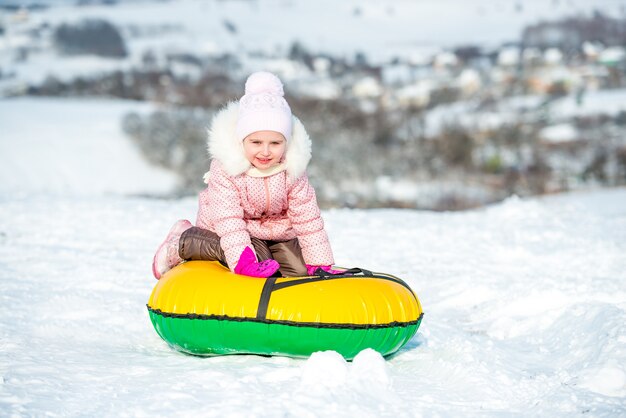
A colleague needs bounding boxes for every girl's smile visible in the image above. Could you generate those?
[243,130,286,169]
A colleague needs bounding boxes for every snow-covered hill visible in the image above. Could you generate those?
[0,97,177,197]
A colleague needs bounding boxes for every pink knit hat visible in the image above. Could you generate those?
[235,71,293,141]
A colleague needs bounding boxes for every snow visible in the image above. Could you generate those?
[299,349,394,394]
[1,185,625,416]
[2,94,626,415]
[292,76,341,100]
[550,88,626,119]
[578,364,626,398]
[598,47,626,65]
[352,76,383,98]
[4,51,135,86]
[539,123,578,144]
[544,48,564,64]
[411,87,626,141]
[2,0,625,90]
[0,97,178,197]
[497,47,520,67]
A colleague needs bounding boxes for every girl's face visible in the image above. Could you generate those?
[243,131,287,169]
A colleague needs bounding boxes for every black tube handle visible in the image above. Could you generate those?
[314,267,373,277]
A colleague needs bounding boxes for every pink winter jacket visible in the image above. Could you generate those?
[195,103,334,271]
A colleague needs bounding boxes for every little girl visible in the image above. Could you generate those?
[152,71,339,279]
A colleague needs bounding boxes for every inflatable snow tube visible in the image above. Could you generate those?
[147,261,423,360]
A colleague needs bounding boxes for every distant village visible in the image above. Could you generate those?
[2,5,626,209]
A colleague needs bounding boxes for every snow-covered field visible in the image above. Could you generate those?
[1,97,626,416]
[1,186,625,416]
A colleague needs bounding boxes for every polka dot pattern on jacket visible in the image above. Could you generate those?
[196,160,334,271]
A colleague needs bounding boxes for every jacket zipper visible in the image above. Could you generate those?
[263,177,271,214]
[263,177,273,240]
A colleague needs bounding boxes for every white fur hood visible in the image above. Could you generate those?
[205,102,312,181]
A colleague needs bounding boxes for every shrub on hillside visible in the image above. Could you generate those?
[122,108,210,192]
[53,19,127,58]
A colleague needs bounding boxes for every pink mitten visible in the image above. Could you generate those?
[235,247,280,278]
[306,264,345,275]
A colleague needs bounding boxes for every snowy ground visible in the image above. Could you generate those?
[1,190,625,416]
[1,96,625,415]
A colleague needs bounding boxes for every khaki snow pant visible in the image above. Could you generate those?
[178,226,307,277]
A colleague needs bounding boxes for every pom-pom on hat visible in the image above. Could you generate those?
[235,71,293,142]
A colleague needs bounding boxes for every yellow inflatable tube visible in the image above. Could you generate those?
[147,261,423,359]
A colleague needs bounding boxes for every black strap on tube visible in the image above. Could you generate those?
[256,277,276,319]
[256,267,414,319]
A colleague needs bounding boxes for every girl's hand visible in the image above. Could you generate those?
[306,265,346,276]
[235,247,280,278]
